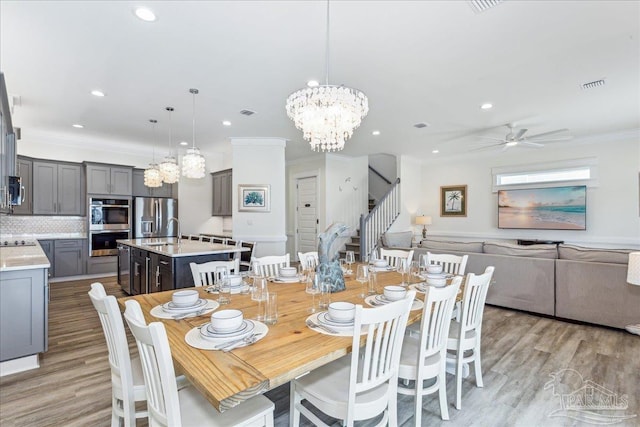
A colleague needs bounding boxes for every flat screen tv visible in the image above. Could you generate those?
[498,185,586,230]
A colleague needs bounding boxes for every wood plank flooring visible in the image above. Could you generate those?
[1,276,638,426]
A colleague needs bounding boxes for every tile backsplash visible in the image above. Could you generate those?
[0,215,86,236]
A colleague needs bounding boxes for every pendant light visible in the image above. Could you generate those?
[158,106,180,183]
[144,119,163,188]
[181,88,206,179]
[285,0,368,152]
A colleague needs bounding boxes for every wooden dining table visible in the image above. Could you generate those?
[117,265,459,412]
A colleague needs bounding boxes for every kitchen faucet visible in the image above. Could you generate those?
[168,217,181,246]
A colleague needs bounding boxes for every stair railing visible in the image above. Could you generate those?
[359,178,401,262]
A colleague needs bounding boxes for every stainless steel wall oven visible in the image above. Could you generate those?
[89,197,130,256]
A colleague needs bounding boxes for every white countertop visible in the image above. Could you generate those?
[117,238,248,258]
[0,243,51,272]
[0,233,87,241]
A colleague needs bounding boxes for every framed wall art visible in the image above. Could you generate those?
[440,185,467,217]
[238,184,270,212]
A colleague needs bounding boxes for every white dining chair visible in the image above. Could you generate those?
[424,252,468,276]
[190,258,239,287]
[397,277,462,424]
[297,251,318,270]
[88,282,147,427]
[290,291,416,427]
[251,254,290,277]
[123,299,275,427]
[379,248,414,268]
[447,266,495,410]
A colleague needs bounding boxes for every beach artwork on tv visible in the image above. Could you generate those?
[498,186,586,230]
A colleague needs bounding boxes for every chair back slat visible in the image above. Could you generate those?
[252,254,290,277]
[425,252,468,275]
[421,277,462,358]
[297,251,319,270]
[124,300,182,427]
[379,248,414,268]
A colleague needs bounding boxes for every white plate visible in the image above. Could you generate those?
[317,312,354,328]
[185,320,268,350]
[365,295,424,311]
[370,266,394,272]
[272,275,301,283]
[162,298,208,313]
[200,320,256,340]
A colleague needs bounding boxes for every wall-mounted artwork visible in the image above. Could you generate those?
[440,185,467,217]
[498,185,586,230]
[239,184,270,212]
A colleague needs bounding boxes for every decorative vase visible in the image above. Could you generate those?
[316,223,350,293]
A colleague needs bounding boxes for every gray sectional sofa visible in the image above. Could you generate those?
[381,233,639,329]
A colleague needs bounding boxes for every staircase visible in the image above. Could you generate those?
[340,229,362,261]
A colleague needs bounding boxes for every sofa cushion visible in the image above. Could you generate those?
[381,231,413,248]
[483,241,558,259]
[419,239,483,253]
[557,244,632,264]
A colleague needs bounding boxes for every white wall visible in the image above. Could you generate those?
[368,153,397,202]
[387,155,423,240]
[419,137,640,249]
[231,138,287,256]
[325,154,368,237]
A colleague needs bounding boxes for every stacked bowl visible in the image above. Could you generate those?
[425,264,447,287]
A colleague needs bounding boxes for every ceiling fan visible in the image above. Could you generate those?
[472,124,573,151]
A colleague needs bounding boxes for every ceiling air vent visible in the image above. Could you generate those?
[413,122,430,129]
[468,0,504,13]
[239,109,256,116]
[581,79,606,90]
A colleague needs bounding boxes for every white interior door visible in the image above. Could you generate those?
[296,176,318,257]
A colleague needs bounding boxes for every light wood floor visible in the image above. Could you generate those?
[0,276,638,426]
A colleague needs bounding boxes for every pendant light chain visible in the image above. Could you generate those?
[159,106,180,183]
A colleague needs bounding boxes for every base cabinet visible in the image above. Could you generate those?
[37,239,86,278]
[0,268,48,362]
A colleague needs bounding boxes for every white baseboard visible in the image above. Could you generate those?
[0,355,39,377]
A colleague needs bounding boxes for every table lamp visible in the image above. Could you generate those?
[625,252,640,335]
[415,215,432,239]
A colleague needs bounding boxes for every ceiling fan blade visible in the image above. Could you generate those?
[525,129,569,139]
[478,136,506,142]
[519,141,544,148]
[501,145,510,152]
[514,128,528,140]
[469,143,505,152]
[522,136,573,143]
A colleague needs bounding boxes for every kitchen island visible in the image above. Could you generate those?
[0,242,51,375]
[116,238,247,295]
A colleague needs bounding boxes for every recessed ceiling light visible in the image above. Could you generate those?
[480,103,493,110]
[222,120,231,126]
[134,7,156,22]
[372,130,380,136]
[307,80,319,88]
[91,90,105,97]
[179,141,189,146]
[72,124,84,129]
[506,141,518,147]
[432,149,439,154]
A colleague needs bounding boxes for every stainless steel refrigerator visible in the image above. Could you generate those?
[133,197,179,238]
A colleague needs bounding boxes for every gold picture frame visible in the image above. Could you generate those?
[440,185,467,217]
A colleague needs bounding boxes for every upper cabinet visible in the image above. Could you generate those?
[33,160,84,215]
[0,72,16,213]
[211,169,232,216]
[132,168,175,198]
[86,163,132,196]
[12,156,32,215]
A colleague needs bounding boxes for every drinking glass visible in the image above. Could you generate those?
[319,279,332,309]
[305,272,319,313]
[356,264,369,298]
[368,271,378,295]
[419,254,429,276]
[397,258,410,287]
[345,251,355,275]
[264,293,278,325]
[252,277,268,321]
[410,261,420,285]
[216,266,231,305]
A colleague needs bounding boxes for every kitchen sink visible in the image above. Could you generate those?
[145,242,174,247]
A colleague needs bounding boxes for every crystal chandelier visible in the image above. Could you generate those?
[285,1,368,152]
[158,106,180,183]
[181,88,206,179]
[144,119,163,188]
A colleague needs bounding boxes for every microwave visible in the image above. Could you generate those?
[90,197,131,231]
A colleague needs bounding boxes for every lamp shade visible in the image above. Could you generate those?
[627,252,640,286]
[415,215,432,226]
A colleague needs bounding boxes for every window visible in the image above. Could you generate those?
[492,158,598,192]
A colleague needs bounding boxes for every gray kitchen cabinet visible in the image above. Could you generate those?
[13,156,32,215]
[86,163,132,196]
[149,252,173,293]
[0,267,48,362]
[33,160,83,215]
[131,247,149,295]
[38,240,54,266]
[53,239,85,277]
[132,168,175,198]
[211,169,232,216]
[0,73,16,214]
